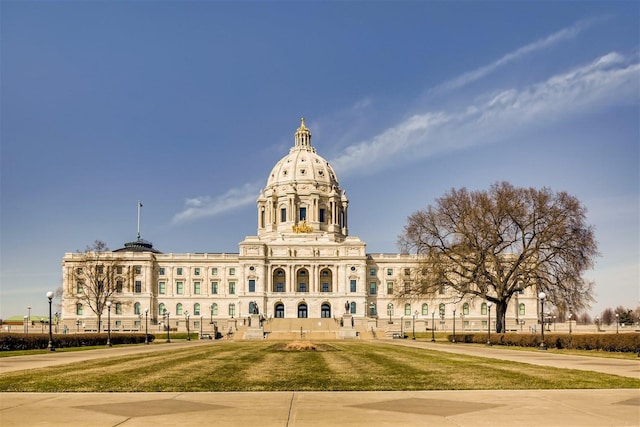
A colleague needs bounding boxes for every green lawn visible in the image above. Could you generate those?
[1,340,638,392]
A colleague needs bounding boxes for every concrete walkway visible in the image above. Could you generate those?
[1,340,639,427]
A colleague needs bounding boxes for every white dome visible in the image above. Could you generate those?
[265,118,339,191]
[257,118,349,242]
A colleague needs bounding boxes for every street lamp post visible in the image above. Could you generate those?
[553,315,556,331]
[46,292,55,351]
[186,312,191,341]
[210,304,214,324]
[144,308,149,344]
[200,315,203,337]
[165,310,171,343]
[412,311,417,340]
[615,313,619,334]
[595,316,600,333]
[568,313,572,335]
[452,308,456,343]
[388,303,393,324]
[538,292,547,350]
[486,302,492,346]
[105,301,112,347]
[27,306,31,333]
[431,310,435,342]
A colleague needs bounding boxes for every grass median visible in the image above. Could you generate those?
[1,340,638,392]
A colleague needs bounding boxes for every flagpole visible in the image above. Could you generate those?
[137,201,142,240]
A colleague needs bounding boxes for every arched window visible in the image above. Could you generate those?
[76,303,83,315]
[275,303,285,318]
[439,303,445,317]
[298,303,308,318]
[211,303,218,316]
[296,268,308,292]
[176,303,183,315]
[421,303,429,316]
[463,302,470,315]
[481,302,487,315]
[350,301,356,314]
[272,268,286,292]
[321,303,331,318]
[519,303,526,316]
[229,303,236,318]
[194,303,201,316]
[134,302,141,315]
[115,303,123,315]
[404,303,411,315]
[158,303,166,316]
[320,268,332,292]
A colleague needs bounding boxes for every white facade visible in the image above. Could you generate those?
[61,119,538,334]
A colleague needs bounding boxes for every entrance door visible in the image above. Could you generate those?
[321,303,331,318]
[297,303,308,318]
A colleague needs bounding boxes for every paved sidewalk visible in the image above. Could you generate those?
[1,340,639,427]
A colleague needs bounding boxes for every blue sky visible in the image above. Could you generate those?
[1,1,638,319]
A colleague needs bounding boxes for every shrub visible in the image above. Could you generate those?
[0,333,155,351]
[446,332,640,353]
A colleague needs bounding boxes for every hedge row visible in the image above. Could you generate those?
[0,333,155,351]
[448,332,640,353]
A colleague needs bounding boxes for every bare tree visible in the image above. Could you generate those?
[73,240,129,332]
[578,312,592,325]
[601,308,615,326]
[398,182,598,333]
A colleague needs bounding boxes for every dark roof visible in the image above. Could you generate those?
[113,238,163,254]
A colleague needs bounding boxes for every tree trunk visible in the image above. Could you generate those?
[97,316,101,334]
[495,301,507,333]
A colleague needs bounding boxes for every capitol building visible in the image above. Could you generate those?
[61,119,538,338]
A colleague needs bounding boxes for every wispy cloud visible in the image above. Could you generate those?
[171,19,637,225]
[330,51,638,177]
[171,181,262,224]
[433,17,603,93]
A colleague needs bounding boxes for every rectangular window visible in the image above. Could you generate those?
[211,268,218,276]
[159,267,165,276]
[194,282,201,295]
[135,281,142,293]
[176,281,184,295]
[177,267,183,276]
[319,208,325,223]
[229,268,235,276]
[299,207,306,221]
[369,282,377,295]
[322,282,329,292]
[248,279,256,292]
[350,279,357,292]
[276,282,284,292]
[194,267,201,276]
[116,303,122,315]
[404,268,410,276]
[370,268,376,277]
[387,282,393,295]
[281,208,286,222]
[76,281,83,294]
[116,280,123,293]
[134,266,142,275]
[229,282,236,295]
[97,266,104,274]
[159,281,166,294]
[76,304,83,315]
[76,267,83,275]
[387,268,393,276]
[211,281,218,294]
[299,283,307,292]
[116,266,123,274]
